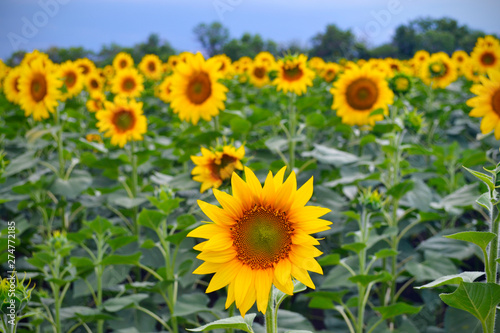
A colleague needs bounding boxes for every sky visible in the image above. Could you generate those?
[1,0,500,60]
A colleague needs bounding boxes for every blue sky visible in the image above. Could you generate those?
[1,0,500,60]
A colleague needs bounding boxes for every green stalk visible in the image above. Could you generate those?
[54,108,65,178]
[130,141,139,238]
[485,206,500,333]
[265,287,277,333]
[96,236,104,333]
[288,93,297,173]
[158,223,178,333]
[357,208,368,333]
[51,283,61,333]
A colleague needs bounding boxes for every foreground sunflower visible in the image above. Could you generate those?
[74,58,96,77]
[156,75,174,103]
[18,58,62,121]
[191,144,245,193]
[248,61,270,88]
[170,52,228,125]
[273,54,315,95]
[95,97,147,147]
[188,167,331,316]
[331,65,394,126]
[466,69,500,138]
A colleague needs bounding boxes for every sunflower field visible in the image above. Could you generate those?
[1,34,500,333]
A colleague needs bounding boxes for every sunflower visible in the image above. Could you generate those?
[188,167,331,316]
[170,52,228,125]
[86,92,106,113]
[466,69,500,138]
[470,40,500,74]
[308,57,326,74]
[139,54,163,81]
[248,61,270,88]
[18,58,61,121]
[0,60,9,86]
[57,61,84,101]
[420,52,457,89]
[390,73,412,95]
[331,65,394,126]
[462,60,483,83]
[21,50,53,69]
[85,71,104,98]
[156,75,174,103]
[3,67,22,104]
[273,55,315,95]
[451,50,470,75]
[191,144,245,193]
[85,133,103,143]
[96,97,147,147]
[208,54,233,78]
[75,58,96,77]
[320,63,341,83]
[111,67,144,98]
[113,52,134,71]
[255,52,275,68]
[168,55,180,70]
[411,50,430,75]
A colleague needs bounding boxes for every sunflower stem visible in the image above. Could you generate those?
[130,140,139,238]
[265,287,278,333]
[213,116,221,147]
[287,92,297,173]
[54,105,65,178]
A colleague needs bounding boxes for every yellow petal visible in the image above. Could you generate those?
[202,233,234,251]
[197,248,237,264]
[255,269,273,314]
[225,282,235,309]
[274,171,297,211]
[244,167,262,200]
[198,200,235,226]
[234,265,254,308]
[291,265,315,289]
[206,260,241,293]
[231,172,254,211]
[291,177,314,209]
[193,261,221,275]
[274,258,291,286]
[187,223,225,239]
[288,206,331,223]
[213,189,243,219]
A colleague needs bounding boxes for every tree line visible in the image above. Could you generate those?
[4,17,498,66]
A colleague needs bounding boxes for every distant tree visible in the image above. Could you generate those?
[6,50,26,66]
[222,33,279,60]
[193,22,230,57]
[45,46,94,63]
[309,24,358,61]
[132,33,176,62]
[278,40,308,57]
[391,17,492,57]
[368,43,399,59]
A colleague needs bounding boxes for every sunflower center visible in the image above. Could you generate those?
[457,56,464,63]
[492,89,500,116]
[148,62,156,72]
[253,67,266,79]
[395,77,409,91]
[65,72,76,88]
[283,65,303,82]
[112,109,136,133]
[187,72,212,105]
[122,77,136,92]
[481,52,496,66]
[90,79,99,89]
[430,62,445,76]
[346,78,379,111]
[119,60,127,69]
[80,65,90,75]
[30,73,47,102]
[13,77,20,93]
[212,153,238,180]
[232,205,293,270]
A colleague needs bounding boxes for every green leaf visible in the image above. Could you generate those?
[174,293,210,317]
[462,166,495,191]
[306,290,349,308]
[100,252,141,266]
[4,152,39,177]
[476,192,493,213]
[110,196,147,209]
[177,214,197,229]
[386,180,414,200]
[306,113,326,128]
[415,271,485,289]
[369,108,385,117]
[373,303,422,319]
[430,183,479,213]
[50,170,93,199]
[108,236,138,251]
[405,256,457,282]
[138,209,166,230]
[348,271,391,287]
[342,242,366,254]
[303,144,359,167]
[70,257,95,269]
[147,196,182,215]
[187,313,256,332]
[230,116,252,134]
[444,231,496,253]
[374,249,399,259]
[317,254,340,266]
[440,282,500,324]
[103,294,149,312]
[86,217,113,235]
